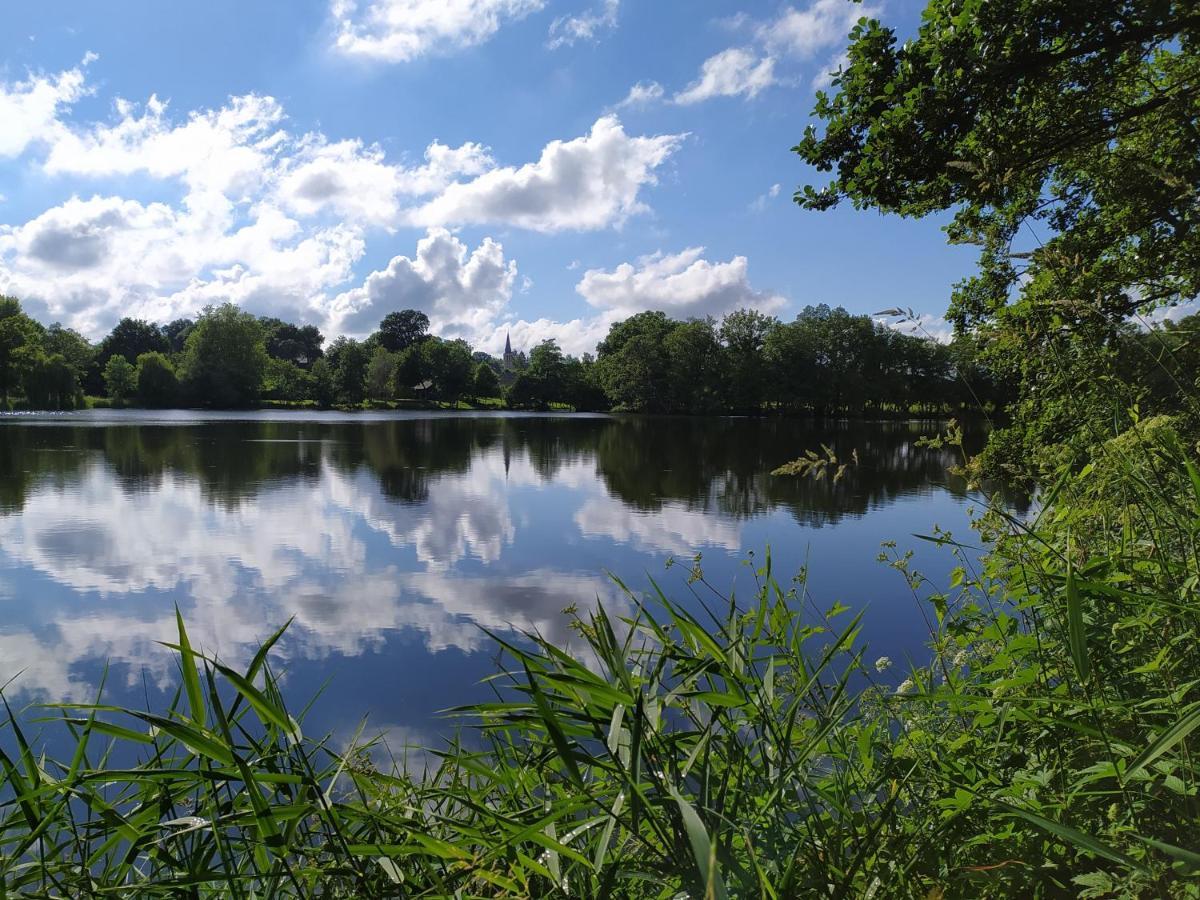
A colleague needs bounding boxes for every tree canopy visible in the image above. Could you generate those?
[794,0,1200,471]
[180,304,269,408]
[797,0,1200,329]
[376,310,430,353]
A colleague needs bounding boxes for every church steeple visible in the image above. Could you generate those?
[503,331,516,368]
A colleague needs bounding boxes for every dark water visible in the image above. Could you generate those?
[0,410,1000,750]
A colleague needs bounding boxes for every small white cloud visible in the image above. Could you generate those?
[331,0,546,63]
[547,0,619,49]
[673,48,776,105]
[760,0,881,59]
[615,79,664,110]
[750,182,782,212]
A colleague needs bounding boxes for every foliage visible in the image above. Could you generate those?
[0,298,43,405]
[180,304,269,408]
[102,354,137,404]
[795,0,1200,474]
[261,318,324,369]
[325,337,370,406]
[97,317,169,370]
[419,337,474,402]
[135,352,179,407]
[262,358,313,404]
[365,347,398,401]
[472,361,501,399]
[392,344,425,398]
[162,318,195,354]
[23,353,81,409]
[375,309,430,353]
[308,358,337,408]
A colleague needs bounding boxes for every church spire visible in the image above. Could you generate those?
[504,332,512,356]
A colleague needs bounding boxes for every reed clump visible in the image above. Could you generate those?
[3,424,1200,897]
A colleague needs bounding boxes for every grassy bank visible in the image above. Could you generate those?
[1,422,1199,897]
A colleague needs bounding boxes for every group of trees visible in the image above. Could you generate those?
[0,302,501,410]
[591,306,1006,415]
[8,292,1198,423]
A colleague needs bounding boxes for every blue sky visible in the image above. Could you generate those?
[0,0,972,354]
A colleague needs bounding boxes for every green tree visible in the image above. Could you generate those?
[180,304,268,407]
[24,353,80,409]
[795,0,1200,464]
[663,319,722,413]
[261,318,324,368]
[309,357,338,408]
[719,309,778,413]
[97,318,169,366]
[393,344,425,398]
[420,338,474,402]
[596,312,677,411]
[376,310,430,353]
[43,324,94,381]
[161,318,195,354]
[135,352,179,407]
[472,362,501,400]
[366,347,399,400]
[0,298,43,405]
[326,337,370,405]
[103,355,137,404]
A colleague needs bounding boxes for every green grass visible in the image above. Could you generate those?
[2,421,1200,896]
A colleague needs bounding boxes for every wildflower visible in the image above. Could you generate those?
[895,678,915,695]
[952,649,969,667]
[875,656,893,673]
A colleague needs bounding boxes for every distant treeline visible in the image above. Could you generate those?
[0,296,1022,414]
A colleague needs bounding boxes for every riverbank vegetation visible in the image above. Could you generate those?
[3,0,1200,894]
[2,294,1009,415]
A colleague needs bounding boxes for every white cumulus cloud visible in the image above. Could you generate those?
[329,228,516,339]
[331,0,545,62]
[0,59,91,158]
[408,115,685,232]
[0,61,686,340]
[577,246,786,320]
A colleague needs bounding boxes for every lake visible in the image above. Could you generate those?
[0,410,997,752]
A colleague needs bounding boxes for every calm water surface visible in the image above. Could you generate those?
[0,410,998,749]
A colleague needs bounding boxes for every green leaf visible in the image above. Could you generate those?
[525,663,584,789]
[175,606,206,729]
[1127,703,1200,778]
[671,789,729,900]
[991,798,1144,871]
[1134,835,1200,871]
[1065,557,1090,682]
